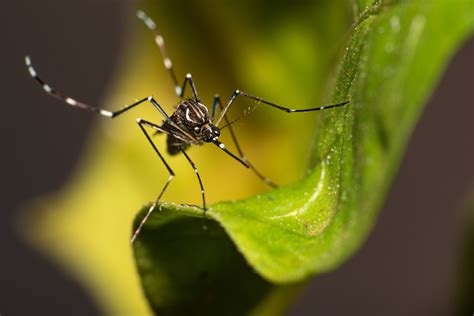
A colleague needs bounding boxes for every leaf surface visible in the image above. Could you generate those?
[133,1,474,313]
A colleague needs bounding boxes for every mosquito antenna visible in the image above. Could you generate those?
[219,116,242,130]
[219,100,262,130]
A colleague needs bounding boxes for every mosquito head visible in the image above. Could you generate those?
[201,124,220,142]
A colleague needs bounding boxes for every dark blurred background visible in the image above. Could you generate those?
[1,1,472,315]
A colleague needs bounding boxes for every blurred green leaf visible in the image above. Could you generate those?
[133,0,474,313]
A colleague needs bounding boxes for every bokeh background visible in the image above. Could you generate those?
[1,0,472,315]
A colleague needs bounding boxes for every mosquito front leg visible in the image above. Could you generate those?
[212,95,277,188]
[215,90,350,127]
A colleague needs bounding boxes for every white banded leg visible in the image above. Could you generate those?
[25,56,115,117]
[136,11,200,100]
[25,56,178,121]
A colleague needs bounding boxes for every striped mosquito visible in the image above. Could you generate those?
[25,10,349,243]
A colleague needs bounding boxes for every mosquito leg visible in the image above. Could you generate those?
[178,73,199,99]
[25,56,116,117]
[210,94,219,122]
[215,90,350,127]
[25,56,177,121]
[213,94,277,188]
[136,10,180,93]
[136,11,200,100]
[25,56,198,141]
[180,149,206,210]
[132,118,176,243]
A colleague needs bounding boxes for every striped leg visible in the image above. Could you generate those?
[132,118,176,243]
[212,95,277,188]
[215,90,350,127]
[25,56,175,120]
[136,10,199,100]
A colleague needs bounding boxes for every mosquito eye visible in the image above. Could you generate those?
[201,129,213,142]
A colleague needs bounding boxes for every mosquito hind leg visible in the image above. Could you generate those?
[136,10,180,92]
[25,56,179,122]
[178,73,199,99]
[25,56,117,117]
[136,10,201,100]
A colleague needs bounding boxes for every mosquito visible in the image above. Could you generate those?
[25,10,349,243]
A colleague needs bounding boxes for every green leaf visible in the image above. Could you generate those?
[133,0,474,313]
[133,205,303,315]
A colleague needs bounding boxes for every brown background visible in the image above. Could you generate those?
[1,1,472,315]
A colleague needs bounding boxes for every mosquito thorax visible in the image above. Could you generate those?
[176,99,209,126]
